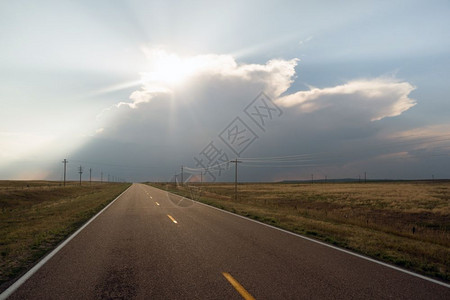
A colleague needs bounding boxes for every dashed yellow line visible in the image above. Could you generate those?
[222,272,255,300]
[155,202,160,206]
[167,215,178,224]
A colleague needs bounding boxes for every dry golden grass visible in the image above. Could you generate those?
[152,181,450,281]
[0,181,131,292]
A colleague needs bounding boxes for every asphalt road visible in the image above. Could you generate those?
[4,183,449,299]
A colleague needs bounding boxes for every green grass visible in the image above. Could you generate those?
[0,181,131,292]
[149,181,450,282]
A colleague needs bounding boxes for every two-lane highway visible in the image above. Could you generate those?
[3,183,449,299]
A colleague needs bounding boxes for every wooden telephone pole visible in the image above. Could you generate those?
[230,159,242,201]
[62,159,68,186]
[78,166,83,186]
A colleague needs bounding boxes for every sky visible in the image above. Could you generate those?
[1,0,449,182]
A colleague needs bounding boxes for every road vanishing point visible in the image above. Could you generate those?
[2,183,449,299]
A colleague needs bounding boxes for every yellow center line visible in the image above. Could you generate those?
[222,272,255,300]
[155,202,160,206]
[167,214,178,224]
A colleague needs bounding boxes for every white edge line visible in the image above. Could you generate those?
[0,184,133,300]
[158,187,450,289]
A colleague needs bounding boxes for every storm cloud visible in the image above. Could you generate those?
[72,50,436,182]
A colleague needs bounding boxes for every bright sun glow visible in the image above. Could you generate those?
[142,49,200,85]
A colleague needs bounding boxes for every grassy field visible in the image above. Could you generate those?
[0,181,131,292]
[150,181,450,282]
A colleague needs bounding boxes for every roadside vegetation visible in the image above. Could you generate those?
[0,181,131,292]
[150,181,449,282]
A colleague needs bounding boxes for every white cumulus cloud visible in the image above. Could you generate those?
[118,48,299,108]
[276,77,416,121]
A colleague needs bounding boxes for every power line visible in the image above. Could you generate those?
[183,161,230,172]
[69,159,156,170]
[240,163,320,168]
[238,133,450,163]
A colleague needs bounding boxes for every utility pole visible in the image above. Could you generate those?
[101,171,103,183]
[181,166,184,186]
[62,159,68,186]
[89,168,92,185]
[78,165,83,186]
[230,159,242,201]
[364,172,367,183]
[200,171,203,185]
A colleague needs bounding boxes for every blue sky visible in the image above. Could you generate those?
[1,0,449,182]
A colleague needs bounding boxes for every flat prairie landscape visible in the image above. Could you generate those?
[152,181,450,282]
[0,181,131,292]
